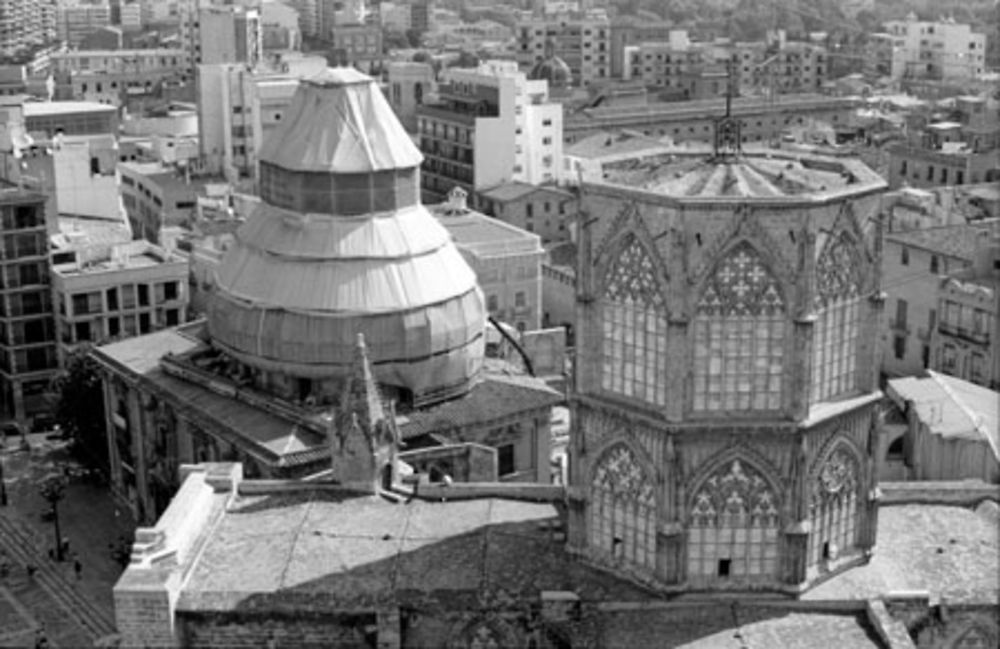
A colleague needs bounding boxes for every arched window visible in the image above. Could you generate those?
[687,459,780,581]
[600,234,667,406]
[812,234,863,403]
[693,243,785,412]
[808,446,861,568]
[589,444,657,571]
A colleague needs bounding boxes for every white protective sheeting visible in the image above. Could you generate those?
[231,203,452,261]
[258,67,423,174]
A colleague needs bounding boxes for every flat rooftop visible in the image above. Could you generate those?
[433,206,542,255]
[22,100,117,117]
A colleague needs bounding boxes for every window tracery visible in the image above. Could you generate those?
[693,243,785,412]
[687,459,780,580]
[601,234,667,406]
[589,443,657,570]
[812,234,863,403]
[808,447,860,567]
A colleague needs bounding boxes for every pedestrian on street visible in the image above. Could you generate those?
[26,563,37,577]
[73,557,82,581]
[34,627,48,649]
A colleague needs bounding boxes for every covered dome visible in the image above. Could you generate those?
[529,55,572,89]
[208,68,485,404]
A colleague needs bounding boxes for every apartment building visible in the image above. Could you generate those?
[417,60,562,203]
[881,221,999,380]
[51,48,191,106]
[515,7,610,86]
[385,61,433,132]
[882,15,986,81]
[624,32,729,100]
[930,235,1000,390]
[118,161,222,242]
[478,182,574,244]
[732,36,828,96]
[887,95,1000,190]
[56,0,112,47]
[50,239,188,364]
[432,188,544,332]
[197,63,300,180]
[0,182,56,423]
[0,0,57,57]
[608,15,672,78]
[328,22,382,73]
[564,92,856,145]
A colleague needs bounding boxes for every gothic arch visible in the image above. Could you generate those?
[588,439,658,571]
[589,435,659,492]
[814,229,865,308]
[806,432,866,566]
[594,208,670,306]
[691,205,795,303]
[684,445,785,515]
[692,240,789,317]
[683,447,784,581]
[596,219,671,407]
[809,432,866,484]
[449,616,522,649]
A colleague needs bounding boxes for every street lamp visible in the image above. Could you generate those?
[39,473,68,562]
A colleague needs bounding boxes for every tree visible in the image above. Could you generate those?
[49,346,107,474]
[39,473,68,561]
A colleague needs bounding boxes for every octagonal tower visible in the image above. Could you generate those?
[208,68,485,406]
[567,133,889,593]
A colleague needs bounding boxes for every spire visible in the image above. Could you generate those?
[329,333,398,494]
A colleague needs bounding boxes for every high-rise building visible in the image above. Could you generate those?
[416,60,562,203]
[0,182,57,423]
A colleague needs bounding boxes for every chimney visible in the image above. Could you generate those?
[446,186,468,213]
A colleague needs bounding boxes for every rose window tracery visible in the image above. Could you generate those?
[808,446,861,567]
[693,243,786,411]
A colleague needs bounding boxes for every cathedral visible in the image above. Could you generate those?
[565,121,891,592]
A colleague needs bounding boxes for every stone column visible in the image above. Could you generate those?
[791,316,815,420]
[657,522,685,584]
[665,317,688,423]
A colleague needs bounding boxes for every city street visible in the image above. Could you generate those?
[0,432,135,647]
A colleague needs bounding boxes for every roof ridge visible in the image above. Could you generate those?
[926,371,997,458]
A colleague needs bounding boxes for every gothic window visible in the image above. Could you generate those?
[589,443,657,571]
[808,447,861,568]
[693,243,786,412]
[687,459,780,580]
[812,234,863,403]
[601,234,667,406]
[950,626,994,649]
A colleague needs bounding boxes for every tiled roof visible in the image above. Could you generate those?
[479,181,571,203]
[803,504,999,604]
[398,372,563,439]
[600,151,884,199]
[887,371,999,461]
[177,493,649,612]
[884,221,999,260]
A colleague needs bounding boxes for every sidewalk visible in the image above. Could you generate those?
[1,433,136,644]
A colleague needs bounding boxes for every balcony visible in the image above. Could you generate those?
[938,322,990,345]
